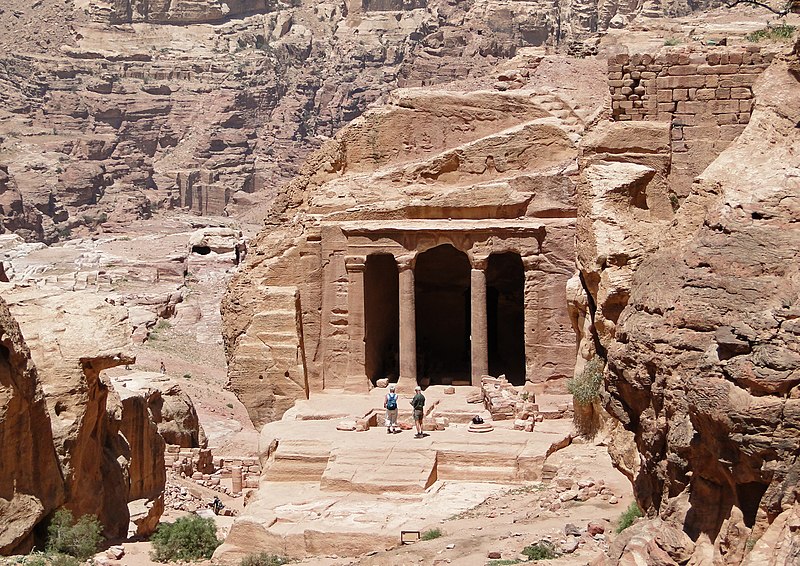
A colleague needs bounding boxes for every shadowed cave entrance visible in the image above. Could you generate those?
[487,253,526,386]
[365,254,399,384]
[415,244,471,385]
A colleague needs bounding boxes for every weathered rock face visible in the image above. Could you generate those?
[116,373,207,448]
[0,298,64,555]
[581,51,800,564]
[0,0,722,242]
[0,285,168,543]
[93,0,274,24]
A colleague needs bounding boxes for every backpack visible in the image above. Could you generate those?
[472,415,484,424]
[386,392,398,410]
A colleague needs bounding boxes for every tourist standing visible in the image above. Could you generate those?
[411,385,425,438]
[384,383,399,433]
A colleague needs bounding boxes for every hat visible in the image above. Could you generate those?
[388,384,396,391]
[415,385,422,391]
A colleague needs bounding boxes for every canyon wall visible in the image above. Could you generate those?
[0,287,169,550]
[0,0,719,242]
[576,43,800,564]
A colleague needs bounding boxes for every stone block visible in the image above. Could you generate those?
[668,65,697,76]
[694,89,715,101]
[731,87,751,99]
[715,88,731,99]
[658,102,676,113]
[657,75,706,89]
[672,89,688,101]
[716,113,738,125]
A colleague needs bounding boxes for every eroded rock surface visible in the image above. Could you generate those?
[0,0,721,241]
[581,48,800,564]
[0,285,167,541]
[0,297,63,555]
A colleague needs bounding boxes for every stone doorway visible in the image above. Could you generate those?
[415,244,471,385]
[364,254,399,385]
[487,253,525,385]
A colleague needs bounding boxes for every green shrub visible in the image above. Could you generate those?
[150,515,221,562]
[567,356,604,405]
[240,553,292,566]
[487,560,523,566]
[616,502,643,533]
[47,556,80,566]
[521,540,560,561]
[747,23,796,42]
[45,509,102,561]
[663,37,681,46]
[421,528,443,540]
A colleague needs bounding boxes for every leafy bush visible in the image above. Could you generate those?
[663,37,681,46]
[521,540,560,561]
[421,528,443,540]
[487,560,522,566]
[616,502,643,533]
[567,356,604,405]
[747,23,796,42]
[45,509,103,561]
[240,553,292,566]
[150,515,221,562]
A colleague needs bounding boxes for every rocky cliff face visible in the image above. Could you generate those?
[578,46,800,564]
[0,0,718,242]
[0,297,64,555]
[0,285,169,547]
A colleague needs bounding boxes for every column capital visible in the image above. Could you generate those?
[345,255,367,273]
[470,255,489,271]
[395,252,417,271]
[521,254,541,270]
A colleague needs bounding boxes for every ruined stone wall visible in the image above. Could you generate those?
[609,47,773,196]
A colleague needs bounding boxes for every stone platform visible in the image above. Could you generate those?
[214,387,574,562]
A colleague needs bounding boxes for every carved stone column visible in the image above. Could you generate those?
[344,256,369,392]
[470,258,489,386]
[521,254,541,385]
[397,254,417,393]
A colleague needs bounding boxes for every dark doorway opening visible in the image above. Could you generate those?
[487,253,526,385]
[415,244,471,385]
[364,254,399,385]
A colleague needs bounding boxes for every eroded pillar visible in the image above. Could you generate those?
[344,256,369,392]
[397,255,417,393]
[470,264,489,385]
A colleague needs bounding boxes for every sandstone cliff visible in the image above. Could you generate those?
[577,45,800,564]
[0,297,64,555]
[0,286,169,547]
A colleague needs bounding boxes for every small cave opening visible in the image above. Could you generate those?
[191,245,211,255]
[736,481,768,528]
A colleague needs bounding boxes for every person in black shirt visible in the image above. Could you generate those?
[410,385,425,438]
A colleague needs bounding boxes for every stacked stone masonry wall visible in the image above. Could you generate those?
[165,445,261,490]
[609,47,774,195]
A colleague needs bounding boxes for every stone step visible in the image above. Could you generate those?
[321,446,436,494]
[262,439,332,482]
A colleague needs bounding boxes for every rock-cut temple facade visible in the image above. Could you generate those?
[222,72,602,428]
